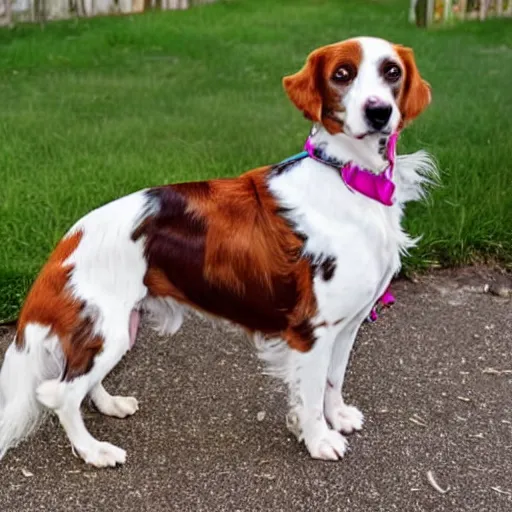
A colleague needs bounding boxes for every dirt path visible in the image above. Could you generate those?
[0,269,510,512]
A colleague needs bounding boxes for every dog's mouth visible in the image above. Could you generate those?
[347,128,392,140]
[354,131,374,140]
[343,117,394,140]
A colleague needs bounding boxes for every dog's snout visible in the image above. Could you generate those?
[364,97,392,131]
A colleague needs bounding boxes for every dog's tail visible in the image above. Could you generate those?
[0,324,62,459]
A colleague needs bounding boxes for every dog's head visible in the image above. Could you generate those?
[283,37,431,138]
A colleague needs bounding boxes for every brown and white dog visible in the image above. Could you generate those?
[0,37,436,466]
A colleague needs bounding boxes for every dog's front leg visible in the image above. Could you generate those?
[323,322,364,435]
[285,325,348,460]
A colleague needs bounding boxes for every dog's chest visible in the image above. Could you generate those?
[270,161,406,321]
[308,204,402,321]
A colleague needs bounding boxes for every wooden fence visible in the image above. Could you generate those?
[410,0,512,26]
[0,0,216,25]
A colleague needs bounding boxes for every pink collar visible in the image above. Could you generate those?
[304,132,399,206]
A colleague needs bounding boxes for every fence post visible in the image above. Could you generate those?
[409,0,416,22]
[426,0,434,24]
[479,0,488,20]
[443,0,452,21]
[458,0,467,18]
[413,0,428,26]
[5,0,12,26]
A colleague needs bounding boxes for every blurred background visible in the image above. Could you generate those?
[0,0,511,321]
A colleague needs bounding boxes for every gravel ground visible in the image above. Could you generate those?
[0,268,510,512]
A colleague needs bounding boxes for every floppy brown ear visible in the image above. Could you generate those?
[394,45,431,125]
[283,50,324,123]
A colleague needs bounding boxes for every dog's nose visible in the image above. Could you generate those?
[364,97,392,131]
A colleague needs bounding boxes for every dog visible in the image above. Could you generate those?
[0,37,436,466]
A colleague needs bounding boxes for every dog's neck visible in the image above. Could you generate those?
[309,124,390,175]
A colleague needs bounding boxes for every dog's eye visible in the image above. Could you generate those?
[383,63,402,83]
[332,65,355,84]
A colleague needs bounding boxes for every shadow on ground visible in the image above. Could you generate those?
[0,269,510,512]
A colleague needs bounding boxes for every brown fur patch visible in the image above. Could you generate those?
[16,230,105,381]
[283,40,362,134]
[61,316,104,381]
[394,45,431,127]
[16,231,84,348]
[138,167,318,351]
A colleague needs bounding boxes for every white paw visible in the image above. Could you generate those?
[305,428,348,461]
[327,404,364,434]
[77,441,126,468]
[97,396,139,419]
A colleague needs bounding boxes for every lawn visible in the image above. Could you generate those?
[0,0,511,321]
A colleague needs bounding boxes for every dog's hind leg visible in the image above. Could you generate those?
[36,313,133,467]
[37,377,127,467]
[89,309,140,419]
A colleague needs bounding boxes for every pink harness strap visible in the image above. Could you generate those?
[368,287,395,323]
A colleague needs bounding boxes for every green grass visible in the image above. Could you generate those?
[1,0,511,321]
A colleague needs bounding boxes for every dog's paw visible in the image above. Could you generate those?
[77,441,126,468]
[305,428,348,460]
[105,396,139,419]
[326,403,364,434]
[94,395,139,419]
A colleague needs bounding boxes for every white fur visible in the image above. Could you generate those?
[45,191,149,466]
[0,324,63,458]
[395,151,439,204]
[260,120,436,457]
[0,192,151,466]
[143,296,184,336]
[343,37,402,140]
[0,37,437,465]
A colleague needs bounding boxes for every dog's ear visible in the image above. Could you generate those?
[283,49,324,123]
[394,45,431,125]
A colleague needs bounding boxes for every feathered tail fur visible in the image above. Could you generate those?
[0,324,63,459]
